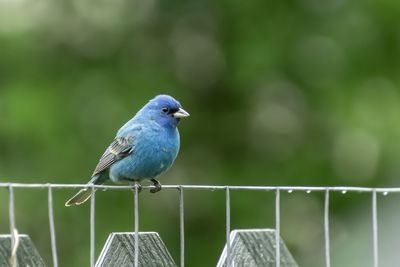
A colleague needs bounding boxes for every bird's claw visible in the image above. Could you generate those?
[150,179,162,193]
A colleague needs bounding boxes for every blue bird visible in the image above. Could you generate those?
[65,95,189,206]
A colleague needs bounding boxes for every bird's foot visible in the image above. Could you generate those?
[130,182,142,193]
[150,179,162,193]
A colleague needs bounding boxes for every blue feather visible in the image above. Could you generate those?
[65,95,189,206]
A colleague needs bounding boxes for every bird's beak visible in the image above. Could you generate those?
[173,108,190,118]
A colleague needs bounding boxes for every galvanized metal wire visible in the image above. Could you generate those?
[225,186,231,267]
[9,229,19,267]
[90,186,96,267]
[47,186,58,267]
[372,190,379,267]
[8,185,17,267]
[2,182,394,266]
[324,189,331,267]
[179,186,185,267]
[1,183,400,192]
[275,188,281,267]
[134,184,139,267]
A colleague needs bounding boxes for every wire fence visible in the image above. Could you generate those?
[1,182,396,267]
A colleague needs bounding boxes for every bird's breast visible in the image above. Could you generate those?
[110,127,180,181]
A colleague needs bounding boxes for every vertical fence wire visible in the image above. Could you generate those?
[48,186,59,267]
[372,190,378,267]
[134,184,139,267]
[90,186,96,267]
[8,185,17,267]
[275,188,280,267]
[324,189,331,267]
[0,184,392,267]
[179,187,185,267]
[225,186,231,267]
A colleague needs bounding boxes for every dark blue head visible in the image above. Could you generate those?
[141,95,189,128]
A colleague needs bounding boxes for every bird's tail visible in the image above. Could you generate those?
[65,176,103,207]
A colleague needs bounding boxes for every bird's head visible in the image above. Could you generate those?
[142,95,190,127]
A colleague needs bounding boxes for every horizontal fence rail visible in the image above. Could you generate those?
[1,182,396,267]
[1,183,400,192]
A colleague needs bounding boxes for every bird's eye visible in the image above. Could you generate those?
[162,107,169,113]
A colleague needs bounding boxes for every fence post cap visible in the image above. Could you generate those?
[217,228,299,267]
[96,232,177,267]
[0,234,46,267]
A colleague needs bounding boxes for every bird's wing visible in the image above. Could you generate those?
[92,136,135,177]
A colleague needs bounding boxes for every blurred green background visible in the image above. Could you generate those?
[1,0,400,266]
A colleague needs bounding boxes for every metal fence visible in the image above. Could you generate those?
[1,183,395,267]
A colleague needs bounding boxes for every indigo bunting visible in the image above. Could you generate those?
[65,95,189,206]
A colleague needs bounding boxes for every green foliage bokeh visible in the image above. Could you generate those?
[1,0,400,266]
